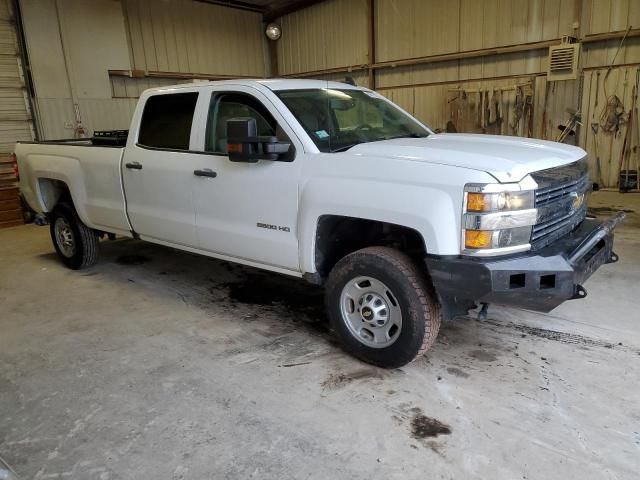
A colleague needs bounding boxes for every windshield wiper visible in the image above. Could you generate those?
[330,142,363,152]
[385,133,428,140]
[329,133,427,152]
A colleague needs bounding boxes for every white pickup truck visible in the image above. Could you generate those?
[15,79,623,368]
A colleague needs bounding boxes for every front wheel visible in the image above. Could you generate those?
[325,247,441,368]
[50,202,100,269]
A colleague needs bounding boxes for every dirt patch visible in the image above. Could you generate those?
[321,368,385,390]
[410,411,451,439]
[469,349,497,362]
[500,322,617,349]
[116,254,151,265]
[446,367,470,378]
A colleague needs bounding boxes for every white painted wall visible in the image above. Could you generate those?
[20,0,133,138]
[56,0,131,99]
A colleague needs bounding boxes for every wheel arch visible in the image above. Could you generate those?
[309,214,429,279]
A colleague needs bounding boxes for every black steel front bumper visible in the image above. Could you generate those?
[425,213,624,316]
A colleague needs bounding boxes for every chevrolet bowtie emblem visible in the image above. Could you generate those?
[571,192,585,210]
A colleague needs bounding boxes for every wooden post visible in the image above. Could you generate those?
[367,0,375,89]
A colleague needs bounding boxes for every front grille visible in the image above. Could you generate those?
[535,175,591,207]
[530,158,590,250]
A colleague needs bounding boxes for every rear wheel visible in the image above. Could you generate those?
[325,247,441,368]
[50,202,99,269]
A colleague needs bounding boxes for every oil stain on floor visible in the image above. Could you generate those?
[410,409,452,439]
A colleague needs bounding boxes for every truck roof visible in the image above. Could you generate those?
[144,78,366,94]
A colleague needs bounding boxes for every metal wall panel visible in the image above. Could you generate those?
[375,0,575,63]
[111,75,191,98]
[303,71,370,87]
[276,0,369,75]
[124,0,268,76]
[35,97,137,140]
[376,0,460,63]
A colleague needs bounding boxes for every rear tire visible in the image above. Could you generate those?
[50,202,99,270]
[325,247,441,368]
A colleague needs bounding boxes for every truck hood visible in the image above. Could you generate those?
[347,133,585,183]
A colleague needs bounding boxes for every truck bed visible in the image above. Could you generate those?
[15,137,131,236]
[19,130,129,147]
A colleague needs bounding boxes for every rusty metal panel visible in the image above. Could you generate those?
[276,0,368,75]
[124,0,267,76]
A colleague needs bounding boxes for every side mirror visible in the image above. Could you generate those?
[226,118,291,163]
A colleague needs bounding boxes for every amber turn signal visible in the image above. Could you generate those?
[227,143,242,153]
[466,192,490,212]
[465,229,492,249]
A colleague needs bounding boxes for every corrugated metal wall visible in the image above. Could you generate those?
[276,0,368,75]
[124,0,267,76]
[376,0,575,62]
[274,0,640,187]
[19,0,268,140]
[13,0,640,187]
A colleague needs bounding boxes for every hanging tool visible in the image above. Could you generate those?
[556,109,582,143]
[589,72,604,185]
[592,122,604,186]
[619,69,639,191]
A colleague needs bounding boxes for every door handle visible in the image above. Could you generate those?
[125,162,143,170]
[194,169,217,178]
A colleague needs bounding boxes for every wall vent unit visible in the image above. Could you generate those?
[547,36,580,81]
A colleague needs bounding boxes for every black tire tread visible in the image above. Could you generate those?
[325,246,441,368]
[50,202,99,269]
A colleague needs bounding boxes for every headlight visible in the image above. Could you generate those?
[462,181,537,255]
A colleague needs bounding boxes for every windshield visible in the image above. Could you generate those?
[275,88,430,152]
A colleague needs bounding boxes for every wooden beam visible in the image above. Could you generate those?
[581,28,640,44]
[267,34,279,77]
[371,38,558,70]
[279,65,369,78]
[367,0,375,89]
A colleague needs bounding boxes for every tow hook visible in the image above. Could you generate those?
[571,284,588,300]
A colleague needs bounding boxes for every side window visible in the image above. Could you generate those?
[205,93,277,153]
[138,92,198,150]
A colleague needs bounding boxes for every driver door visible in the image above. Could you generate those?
[191,87,301,272]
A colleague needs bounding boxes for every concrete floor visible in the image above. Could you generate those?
[1,191,639,480]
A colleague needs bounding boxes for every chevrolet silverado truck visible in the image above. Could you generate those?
[14,79,623,368]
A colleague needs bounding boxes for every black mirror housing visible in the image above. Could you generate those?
[226,118,291,162]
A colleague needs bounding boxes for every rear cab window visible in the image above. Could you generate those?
[138,92,199,150]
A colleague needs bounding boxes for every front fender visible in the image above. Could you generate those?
[298,176,463,274]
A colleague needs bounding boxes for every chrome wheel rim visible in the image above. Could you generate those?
[339,276,402,348]
[54,217,75,258]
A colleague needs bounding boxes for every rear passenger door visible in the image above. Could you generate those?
[122,91,201,247]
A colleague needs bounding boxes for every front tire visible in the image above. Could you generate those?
[50,202,99,269]
[325,247,441,368]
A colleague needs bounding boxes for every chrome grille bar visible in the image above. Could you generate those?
[530,158,591,250]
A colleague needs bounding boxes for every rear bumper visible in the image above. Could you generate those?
[425,213,624,315]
